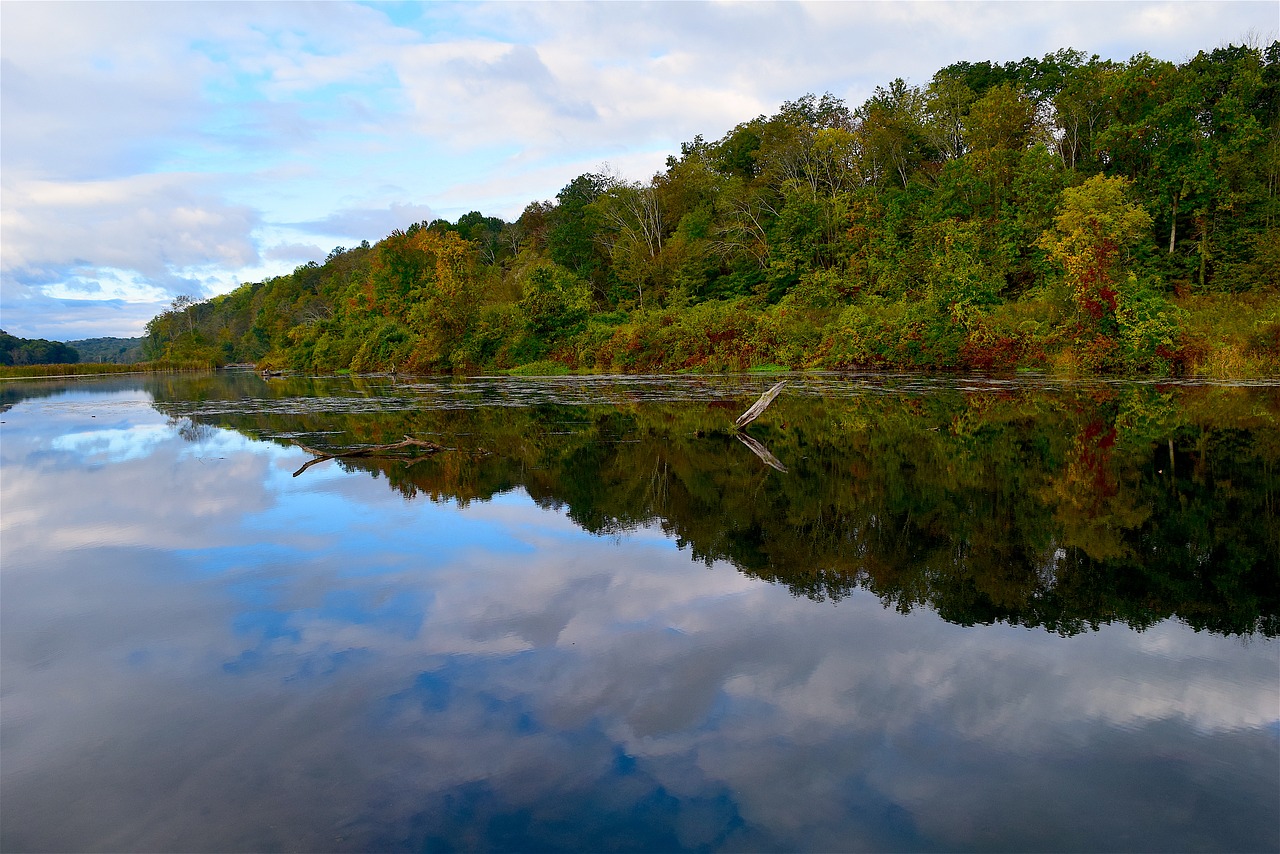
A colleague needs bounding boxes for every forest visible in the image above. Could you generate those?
[145,43,1280,376]
[0,331,79,366]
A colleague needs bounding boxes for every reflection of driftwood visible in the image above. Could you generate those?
[735,381,786,429]
[736,432,788,472]
[292,436,443,477]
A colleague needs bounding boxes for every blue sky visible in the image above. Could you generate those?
[1,1,1276,341]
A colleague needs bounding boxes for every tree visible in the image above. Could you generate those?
[920,219,1003,325]
[518,262,592,340]
[548,173,610,289]
[0,331,80,365]
[590,176,672,307]
[456,210,507,265]
[962,83,1041,216]
[403,229,482,364]
[1038,175,1182,372]
[925,74,977,162]
[1052,56,1115,172]
[1039,174,1153,324]
[171,294,196,334]
[856,79,931,190]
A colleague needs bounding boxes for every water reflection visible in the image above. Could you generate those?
[151,371,1280,637]
[1,374,1276,852]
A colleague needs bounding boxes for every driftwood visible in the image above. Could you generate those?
[735,380,787,429]
[292,436,444,477]
[729,381,789,473]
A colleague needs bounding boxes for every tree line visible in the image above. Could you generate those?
[0,332,148,369]
[147,43,1280,375]
[1,330,79,366]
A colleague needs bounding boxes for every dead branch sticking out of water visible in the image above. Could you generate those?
[292,436,444,477]
[735,380,787,429]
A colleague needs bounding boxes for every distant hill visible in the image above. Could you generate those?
[66,337,146,364]
[1,330,79,365]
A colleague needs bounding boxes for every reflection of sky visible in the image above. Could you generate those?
[51,424,174,462]
[2,381,1277,853]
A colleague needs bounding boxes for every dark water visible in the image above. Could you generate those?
[2,371,1277,853]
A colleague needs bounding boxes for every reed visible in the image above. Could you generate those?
[0,359,219,380]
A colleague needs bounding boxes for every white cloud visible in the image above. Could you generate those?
[38,268,173,303]
[2,174,260,289]
[287,201,439,240]
[261,242,328,265]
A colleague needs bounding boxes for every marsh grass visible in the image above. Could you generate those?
[504,360,572,376]
[1176,292,1280,378]
[0,359,219,380]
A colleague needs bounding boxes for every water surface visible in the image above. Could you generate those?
[2,372,1277,852]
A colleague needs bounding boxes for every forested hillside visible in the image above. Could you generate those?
[147,44,1280,376]
[1,331,79,366]
[67,337,145,364]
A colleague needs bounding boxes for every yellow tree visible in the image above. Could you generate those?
[1039,175,1152,328]
[399,230,480,366]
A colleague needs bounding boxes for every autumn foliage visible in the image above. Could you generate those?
[147,42,1280,377]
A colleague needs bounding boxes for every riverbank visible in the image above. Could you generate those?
[480,290,1280,380]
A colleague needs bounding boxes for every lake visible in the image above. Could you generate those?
[1,371,1276,852]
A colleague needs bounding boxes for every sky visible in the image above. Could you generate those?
[1,1,1276,341]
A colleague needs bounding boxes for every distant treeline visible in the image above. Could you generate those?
[0,332,146,368]
[1,330,79,366]
[145,43,1280,376]
[69,337,146,364]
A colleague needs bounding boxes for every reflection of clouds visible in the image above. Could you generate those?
[2,426,285,557]
[51,423,172,462]
[2,389,1277,852]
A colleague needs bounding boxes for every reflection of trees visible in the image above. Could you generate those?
[149,375,1280,637]
[169,416,216,445]
[2,376,143,410]
[1045,418,1153,561]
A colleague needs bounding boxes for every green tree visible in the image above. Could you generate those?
[518,261,593,341]
[0,331,80,365]
[590,177,667,307]
[856,79,931,190]
[548,173,611,294]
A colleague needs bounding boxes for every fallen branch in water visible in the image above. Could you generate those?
[735,380,787,429]
[292,436,444,477]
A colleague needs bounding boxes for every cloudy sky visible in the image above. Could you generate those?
[1,1,1276,340]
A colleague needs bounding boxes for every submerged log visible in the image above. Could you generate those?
[735,380,787,429]
[292,436,444,477]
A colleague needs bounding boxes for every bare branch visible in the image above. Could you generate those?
[292,436,445,477]
[735,381,787,429]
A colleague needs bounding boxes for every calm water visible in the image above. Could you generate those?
[2,371,1277,853]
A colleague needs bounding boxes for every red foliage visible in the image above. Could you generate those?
[1077,419,1119,499]
[959,335,1024,371]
